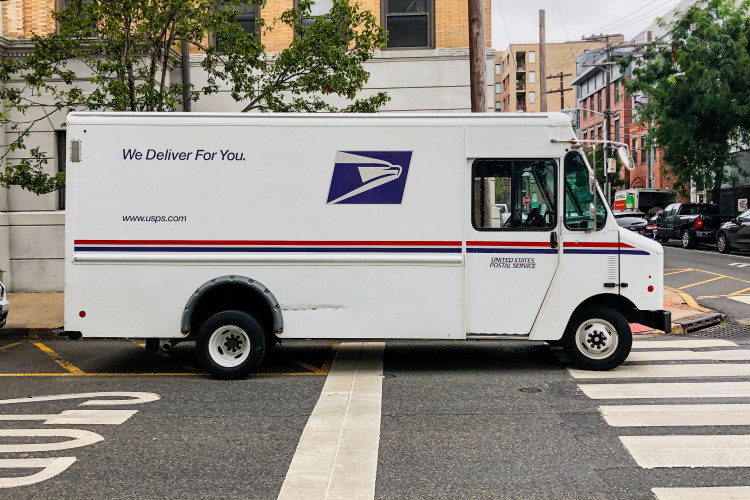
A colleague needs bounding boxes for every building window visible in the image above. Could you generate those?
[583,130,588,142]
[582,99,587,119]
[384,0,433,48]
[597,91,602,113]
[614,117,620,143]
[614,80,620,103]
[495,83,501,94]
[632,137,639,165]
[495,101,502,112]
[215,2,260,49]
[528,71,536,84]
[589,96,594,114]
[641,136,647,163]
[529,91,536,104]
[596,124,602,140]
[529,51,536,64]
[297,0,333,27]
[516,51,526,70]
[56,131,66,210]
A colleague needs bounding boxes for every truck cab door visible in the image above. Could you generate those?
[465,158,560,336]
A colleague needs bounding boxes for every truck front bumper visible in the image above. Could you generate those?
[634,309,672,334]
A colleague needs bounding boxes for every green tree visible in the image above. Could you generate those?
[584,144,625,190]
[624,0,750,200]
[0,0,388,194]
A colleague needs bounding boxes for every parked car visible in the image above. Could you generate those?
[716,209,750,254]
[655,203,733,249]
[613,210,656,238]
[0,280,8,328]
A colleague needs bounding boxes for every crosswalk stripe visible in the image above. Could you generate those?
[632,339,738,349]
[627,350,750,362]
[600,404,750,427]
[652,486,750,499]
[277,342,384,500]
[579,382,750,399]
[569,364,750,379]
[620,435,750,468]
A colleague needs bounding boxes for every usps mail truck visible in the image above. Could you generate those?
[64,112,669,378]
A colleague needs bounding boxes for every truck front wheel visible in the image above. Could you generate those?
[563,305,631,370]
[196,310,267,379]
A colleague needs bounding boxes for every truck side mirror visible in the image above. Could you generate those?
[589,169,596,195]
[588,202,596,231]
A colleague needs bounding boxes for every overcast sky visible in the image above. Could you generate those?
[490,0,685,50]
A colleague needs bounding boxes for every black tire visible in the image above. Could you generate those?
[681,229,697,249]
[717,232,731,254]
[196,310,266,379]
[563,305,632,371]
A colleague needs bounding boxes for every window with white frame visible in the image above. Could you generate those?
[383,0,433,48]
[528,71,536,84]
[495,83,502,94]
[529,51,535,63]
[529,92,536,104]
[495,64,502,75]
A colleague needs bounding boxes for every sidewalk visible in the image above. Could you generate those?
[0,289,725,339]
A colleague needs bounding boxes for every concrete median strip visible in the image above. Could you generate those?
[278,342,384,500]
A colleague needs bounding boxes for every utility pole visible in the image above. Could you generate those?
[468,0,486,113]
[539,10,547,112]
[546,72,572,110]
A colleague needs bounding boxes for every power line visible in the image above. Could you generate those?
[494,0,517,72]
[587,0,679,35]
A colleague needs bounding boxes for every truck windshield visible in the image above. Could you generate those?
[564,151,606,230]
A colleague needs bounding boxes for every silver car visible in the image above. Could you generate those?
[0,280,8,328]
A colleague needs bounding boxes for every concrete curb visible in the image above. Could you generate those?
[1,327,62,339]
[663,286,724,334]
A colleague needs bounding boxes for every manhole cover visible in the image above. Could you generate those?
[686,324,750,339]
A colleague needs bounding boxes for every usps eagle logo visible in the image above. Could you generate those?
[326,151,412,204]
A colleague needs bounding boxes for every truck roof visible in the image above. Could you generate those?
[67,111,574,128]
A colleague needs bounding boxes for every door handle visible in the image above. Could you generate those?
[550,232,558,249]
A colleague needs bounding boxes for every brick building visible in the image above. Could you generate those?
[493,40,609,113]
[571,44,672,197]
[0,0,495,291]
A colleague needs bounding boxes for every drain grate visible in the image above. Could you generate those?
[686,324,750,339]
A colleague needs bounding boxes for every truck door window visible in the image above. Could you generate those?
[564,151,606,230]
[472,159,556,231]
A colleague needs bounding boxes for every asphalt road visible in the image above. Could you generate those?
[662,241,750,323]
[2,336,750,499]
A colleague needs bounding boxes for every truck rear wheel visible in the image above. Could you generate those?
[563,305,631,370]
[681,229,697,249]
[196,310,266,379]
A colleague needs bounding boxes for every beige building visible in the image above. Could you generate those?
[0,0,495,291]
[494,40,619,113]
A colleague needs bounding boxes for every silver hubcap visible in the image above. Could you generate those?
[575,319,619,360]
[718,236,726,251]
[208,325,251,368]
[682,232,689,246]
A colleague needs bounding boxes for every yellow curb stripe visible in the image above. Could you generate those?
[271,350,322,373]
[678,276,726,290]
[0,342,21,353]
[31,342,85,375]
[664,286,713,314]
[318,342,340,375]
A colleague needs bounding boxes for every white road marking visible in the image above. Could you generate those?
[579,382,750,399]
[620,435,750,468]
[0,392,160,406]
[278,342,384,500]
[627,350,750,362]
[653,486,750,499]
[632,339,738,349]
[569,363,750,379]
[729,263,750,268]
[730,296,750,305]
[0,409,137,425]
[0,458,77,488]
[0,429,103,453]
[600,404,750,427]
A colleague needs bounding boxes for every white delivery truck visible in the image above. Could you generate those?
[64,112,669,378]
